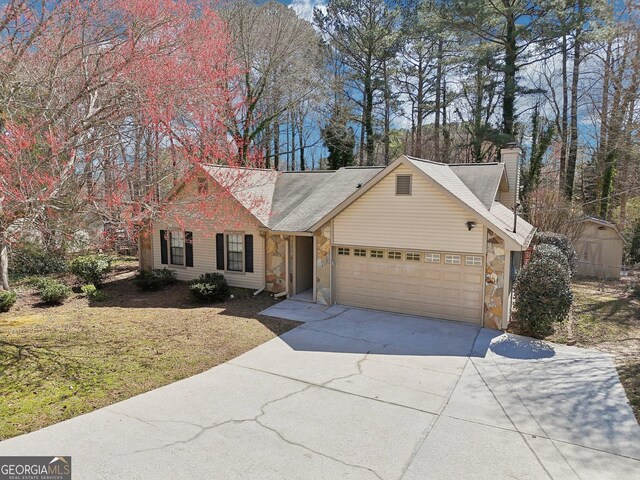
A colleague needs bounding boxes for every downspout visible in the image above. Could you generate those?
[274,235,289,298]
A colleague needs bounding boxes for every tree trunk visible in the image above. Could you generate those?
[434,40,443,162]
[0,234,9,291]
[442,76,451,162]
[383,61,391,165]
[502,12,517,140]
[415,54,425,158]
[364,68,375,165]
[290,112,295,171]
[565,18,582,200]
[273,120,280,170]
[359,101,366,165]
[559,34,568,194]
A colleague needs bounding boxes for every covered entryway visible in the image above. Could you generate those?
[334,248,484,324]
[292,236,314,299]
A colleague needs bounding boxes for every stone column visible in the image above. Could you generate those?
[315,223,332,305]
[484,229,506,330]
[265,234,287,293]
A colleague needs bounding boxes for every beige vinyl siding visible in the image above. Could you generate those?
[151,225,265,289]
[333,164,484,253]
[295,236,314,293]
[574,222,624,279]
[150,175,265,289]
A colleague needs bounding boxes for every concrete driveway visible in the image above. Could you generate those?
[1,301,639,480]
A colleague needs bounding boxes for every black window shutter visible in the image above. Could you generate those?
[216,233,224,270]
[245,234,254,273]
[185,231,193,267]
[160,230,168,265]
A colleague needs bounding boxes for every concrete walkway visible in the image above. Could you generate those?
[1,300,639,479]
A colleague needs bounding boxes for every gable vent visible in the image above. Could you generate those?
[396,174,412,195]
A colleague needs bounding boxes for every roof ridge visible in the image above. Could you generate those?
[448,162,500,166]
[404,155,446,166]
[201,163,275,172]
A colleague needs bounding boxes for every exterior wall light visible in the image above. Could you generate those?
[466,221,477,231]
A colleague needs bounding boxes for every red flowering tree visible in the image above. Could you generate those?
[0,0,246,289]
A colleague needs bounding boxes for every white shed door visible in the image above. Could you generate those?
[335,250,484,324]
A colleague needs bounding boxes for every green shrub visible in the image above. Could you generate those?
[134,268,177,291]
[514,257,573,335]
[25,276,56,291]
[531,244,570,273]
[534,232,577,276]
[0,291,17,312]
[40,281,72,304]
[189,273,230,303]
[9,242,66,278]
[69,255,112,286]
[81,284,106,301]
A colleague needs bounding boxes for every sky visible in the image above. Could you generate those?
[281,0,326,21]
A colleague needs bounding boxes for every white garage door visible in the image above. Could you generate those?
[335,248,484,324]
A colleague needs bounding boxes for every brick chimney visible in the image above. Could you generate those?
[498,143,521,211]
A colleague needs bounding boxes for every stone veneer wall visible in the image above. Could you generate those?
[265,234,287,294]
[484,229,506,330]
[315,223,332,305]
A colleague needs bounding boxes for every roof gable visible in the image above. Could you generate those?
[311,155,535,249]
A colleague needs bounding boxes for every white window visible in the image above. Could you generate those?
[337,247,350,255]
[170,231,184,266]
[396,174,412,195]
[354,248,366,257]
[445,254,461,265]
[227,233,243,272]
[388,251,402,260]
[370,249,384,258]
[406,252,421,261]
[465,256,483,266]
[425,253,441,263]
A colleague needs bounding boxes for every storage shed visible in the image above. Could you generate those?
[573,218,625,279]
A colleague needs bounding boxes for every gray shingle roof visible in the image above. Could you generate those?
[199,157,535,248]
[448,163,505,209]
[200,164,382,231]
[271,167,382,231]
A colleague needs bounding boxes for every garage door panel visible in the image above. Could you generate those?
[335,249,483,324]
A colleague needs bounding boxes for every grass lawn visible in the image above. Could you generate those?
[543,277,640,423]
[0,261,299,440]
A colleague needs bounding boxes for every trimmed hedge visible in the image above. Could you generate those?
[514,256,573,335]
[69,255,112,286]
[0,290,17,312]
[134,268,177,291]
[189,273,230,303]
[534,232,577,276]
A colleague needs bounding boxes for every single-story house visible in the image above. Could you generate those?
[573,217,625,279]
[140,146,535,330]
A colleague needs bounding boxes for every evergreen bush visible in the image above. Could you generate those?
[0,291,17,312]
[514,257,573,335]
[189,273,230,303]
[69,255,112,286]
